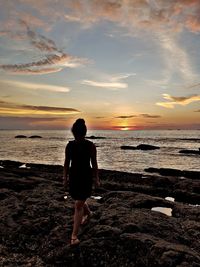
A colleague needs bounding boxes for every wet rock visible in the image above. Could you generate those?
[179,149,200,155]
[145,167,200,180]
[86,135,106,139]
[121,144,160,150]
[0,160,199,266]
[15,135,27,138]
[29,135,42,138]
[137,144,160,150]
[0,160,24,168]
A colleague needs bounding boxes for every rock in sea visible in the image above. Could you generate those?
[179,149,200,155]
[121,144,160,150]
[86,135,106,139]
[29,135,42,139]
[15,135,27,138]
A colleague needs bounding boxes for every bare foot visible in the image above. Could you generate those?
[70,237,80,246]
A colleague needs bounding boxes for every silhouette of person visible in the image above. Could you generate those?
[63,118,100,245]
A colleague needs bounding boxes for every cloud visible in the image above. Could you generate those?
[156,93,200,108]
[0,50,86,75]
[0,19,87,75]
[1,80,71,92]
[0,100,80,116]
[187,83,200,89]
[1,67,63,75]
[157,32,196,83]
[0,116,73,129]
[140,114,161,118]
[63,0,200,33]
[2,1,200,36]
[110,73,136,82]
[115,115,136,119]
[114,114,161,119]
[81,72,134,90]
[81,80,127,90]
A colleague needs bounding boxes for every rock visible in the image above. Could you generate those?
[86,135,106,139]
[179,149,200,155]
[15,135,27,138]
[145,167,200,180]
[0,160,24,168]
[121,144,160,150]
[145,167,182,177]
[0,160,200,266]
[137,144,160,150]
[29,135,42,138]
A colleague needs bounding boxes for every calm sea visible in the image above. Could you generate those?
[0,130,199,173]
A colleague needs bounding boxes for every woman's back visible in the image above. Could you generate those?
[67,139,93,172]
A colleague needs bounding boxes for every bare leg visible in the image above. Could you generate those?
[83,201,91,216]
[71,200,85,244]
[81,201,92,225]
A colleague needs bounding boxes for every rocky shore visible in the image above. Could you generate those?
[0,160,200,267]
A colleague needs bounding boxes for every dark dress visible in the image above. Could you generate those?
[65,139,94,200]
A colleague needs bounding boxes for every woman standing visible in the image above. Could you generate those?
[63,119,100,245]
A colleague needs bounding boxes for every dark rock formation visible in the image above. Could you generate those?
[15,135,27,138]
[145,167,200,180]
[121,144,160,150]
[0,160,24,168]
[179,149,200,155]
[86,136,106,139]
[29,135,42,138]
[0,160,200,266]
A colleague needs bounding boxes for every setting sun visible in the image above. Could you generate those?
[120,127,130,131]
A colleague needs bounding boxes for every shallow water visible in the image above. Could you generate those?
[0,129,199,173]
[151,207,172,216]
[165,197,175,202]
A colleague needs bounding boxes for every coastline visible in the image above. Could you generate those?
[0,160,200,266]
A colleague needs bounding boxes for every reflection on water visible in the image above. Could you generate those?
[165,197,175,202]
[151,207,172,216]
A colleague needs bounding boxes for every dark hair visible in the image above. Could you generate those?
[71,118,87,138]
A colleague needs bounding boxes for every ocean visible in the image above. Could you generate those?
[0,130,199,173]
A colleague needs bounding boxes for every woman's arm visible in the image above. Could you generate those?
[91,143,100,187]
[63,145,70,188]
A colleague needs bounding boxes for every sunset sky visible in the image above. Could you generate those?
[0,0,200,130]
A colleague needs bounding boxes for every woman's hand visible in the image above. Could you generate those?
[63,176,69,190]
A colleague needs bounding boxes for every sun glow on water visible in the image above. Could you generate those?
[120,127,130,131]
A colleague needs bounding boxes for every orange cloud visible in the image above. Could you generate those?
[156,93,200,108]
[2,1,200,35]
[1,80,71,92]
[0,116,73,129]
[0,100,80,116]
[63,0,200,33]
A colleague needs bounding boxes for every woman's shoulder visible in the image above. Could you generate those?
[66,140,75,148]
[85,139,95,146]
